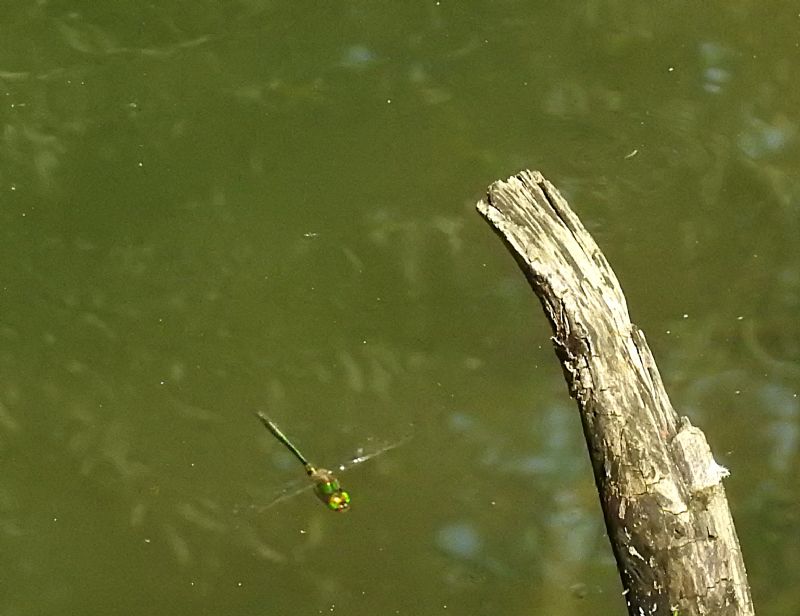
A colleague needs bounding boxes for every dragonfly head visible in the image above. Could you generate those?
[325,490,351,512]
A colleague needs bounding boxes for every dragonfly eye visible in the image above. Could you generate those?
[327,490,351,512]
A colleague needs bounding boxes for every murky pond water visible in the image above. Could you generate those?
[2,3,798,615]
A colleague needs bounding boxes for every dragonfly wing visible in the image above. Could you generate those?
[336,433,412,472]
[252,478,315,512]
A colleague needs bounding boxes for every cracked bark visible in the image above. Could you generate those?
[477,170,754,616]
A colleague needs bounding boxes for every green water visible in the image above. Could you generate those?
[2,3,798,615]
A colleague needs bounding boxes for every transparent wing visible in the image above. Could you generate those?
[334,433,412,472]
[249,476,315,513]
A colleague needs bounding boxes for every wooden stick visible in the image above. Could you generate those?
[477,170,754,616]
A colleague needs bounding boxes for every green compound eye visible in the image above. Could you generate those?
[327,490,351,512]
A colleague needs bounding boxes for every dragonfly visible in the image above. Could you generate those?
[254,412,408,512]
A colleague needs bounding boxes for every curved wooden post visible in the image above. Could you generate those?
[477,170,754,616]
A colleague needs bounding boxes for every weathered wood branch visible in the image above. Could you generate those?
[477,170,754,616]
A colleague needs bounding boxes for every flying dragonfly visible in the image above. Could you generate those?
[254,412,408,512]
